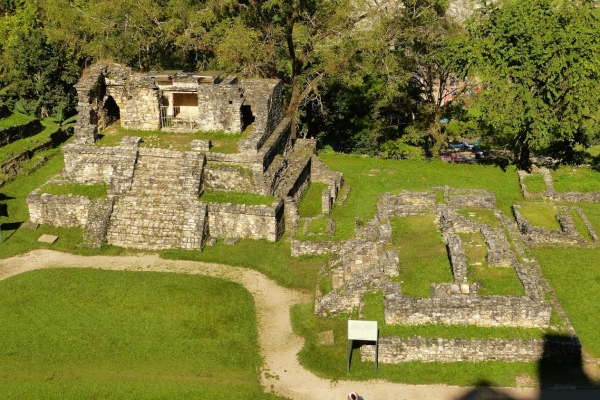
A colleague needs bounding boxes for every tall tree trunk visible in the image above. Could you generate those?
[517,140,531,171]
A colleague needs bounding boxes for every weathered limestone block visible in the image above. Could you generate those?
[203,164,255,193]
[27,192,91,228]
[82,197,114,248]
[377,191,436,219]
[191,139,211,151]
[446,188,496,209]
[208,200,284,242]
[447,234,468,283]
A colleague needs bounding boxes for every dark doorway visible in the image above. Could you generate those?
[103,96,120,122]
[241,104,255,130]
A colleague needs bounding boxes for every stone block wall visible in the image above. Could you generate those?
[207,200,284,241]
[203,164,256,193]
[196,78,244,133]
[385,296,551,328]
[27,192,92,228]
[181,202,208,249]
[361,336,581,363]
[291,239,344,257]
[0,119,43,147]
[121,78,161,131]
[238,79,284,152]
[512,204,582,246]
[82,197,115,248]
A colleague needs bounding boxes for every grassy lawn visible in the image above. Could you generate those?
[518,202,560,231]
[569,208,593,242]
[318,155,522,241]
[161,238,330,292]
[390,215,453,297]
[0,268,281,399]
[523,173,547,194]
[0,113,35,128]
[39,183,108,199]
[200,190,276,205]
[459,232,524,296]
[575,203,600,235]
[551,166,600,193]
[96,123,249,153]
[297,182,328,218]
[457,208,499,228]
[533,248,600,358]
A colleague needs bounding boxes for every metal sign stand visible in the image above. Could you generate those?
[347,320,378,374]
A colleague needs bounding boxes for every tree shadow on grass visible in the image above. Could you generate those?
[0,221,23,241]
[0,194,15,201]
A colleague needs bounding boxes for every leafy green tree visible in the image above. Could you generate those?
[468,0,600,168]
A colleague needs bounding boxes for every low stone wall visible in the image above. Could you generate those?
[0,119,43,147]
[291,239,344,257]
[377,191,436,219]
[385,295,551,328]
[62,143,138,191]
[208,200,284,242]
[27,192,91,227]
[82,197,115,248]
[446,188,496,209]
[203,164,256,193]
[361,336,582,363]
[446,234,468,283]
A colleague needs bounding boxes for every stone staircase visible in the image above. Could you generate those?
[273,140,315,197]
[106,150,206,250]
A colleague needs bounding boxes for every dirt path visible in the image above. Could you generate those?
[1,250,598,400]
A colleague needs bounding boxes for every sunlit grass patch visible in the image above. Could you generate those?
[551,166,600,193]
[457,208,499,228]
[39,183,108,199]
[298,182,328,218]
[523,173,547,194]
[390,215,453,297]
[518,203,560,231]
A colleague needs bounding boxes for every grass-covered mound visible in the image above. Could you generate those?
[0,268,280,399]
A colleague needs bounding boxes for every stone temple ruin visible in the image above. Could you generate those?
[26,63,343,249]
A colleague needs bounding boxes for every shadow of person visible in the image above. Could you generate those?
[537,334,600,400]
[455,380,517,400]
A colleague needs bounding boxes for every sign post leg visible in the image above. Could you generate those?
[347,339,351,372]
[375,337,379,374]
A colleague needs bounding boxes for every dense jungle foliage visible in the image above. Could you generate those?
[0,0,598,166]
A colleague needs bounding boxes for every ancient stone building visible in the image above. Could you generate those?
[27,63,343,250]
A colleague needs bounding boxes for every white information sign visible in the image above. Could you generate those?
[348,320,378,341]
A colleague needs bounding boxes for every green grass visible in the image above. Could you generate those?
[0,113,35,128]
[523,173,547,194]
[569,208,593,242]
[0,268,280,399]
[459,232,525,296]
[0,119,59,165]
[318,155,523,241]
[305,217,331,235]
[200,190,276,205]
[291,303,545,386]
[551,166,600,193]
[96,124,249,153]
[390,215,453,297]
[518,202,560,231]
[575,203,600,235]
[161,239,331,292]
[297,182,328,218]
[457,208,499,228]
[39,183,108,199]
[533,248,600,358]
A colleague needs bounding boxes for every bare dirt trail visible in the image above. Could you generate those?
[1,250,598,400]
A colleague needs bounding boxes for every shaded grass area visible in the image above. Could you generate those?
[161,238,331,292]
[0,268,280,399]
[523,173,547,194]
[0,112,35,128]
[457,208,499,228]
[298,182,328,218]
[318,155,522,241]
[362,291,546,340]
[551,166,600,193]
[459,232,525,296]
[290,303,540,386]
[390,215,453,297]
[200,190,276,205]
[39,183,108,199]
[533,248,600,358]
[0,119,60,164]
[96,124,249,153]
[518,202,560,231]
[569,209,593,242]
